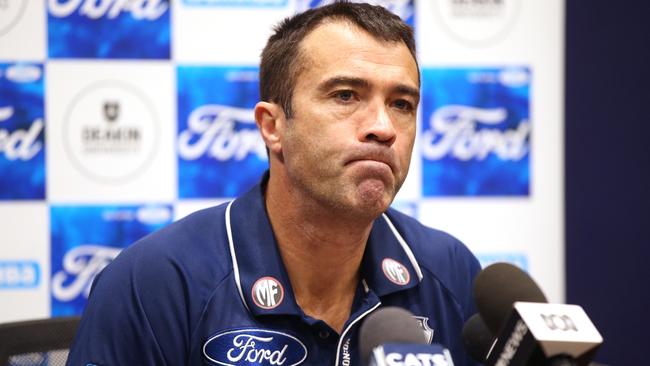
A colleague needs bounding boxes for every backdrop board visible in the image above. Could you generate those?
[0,0,564,322]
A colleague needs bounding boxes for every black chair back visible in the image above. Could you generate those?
[0,317,81,366]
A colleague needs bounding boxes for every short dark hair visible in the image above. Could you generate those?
[259,1,418,118]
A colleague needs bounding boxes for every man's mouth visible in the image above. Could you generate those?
[344,148,396,173]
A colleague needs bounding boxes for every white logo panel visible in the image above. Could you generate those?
[173,1,293,63]
[62,81,159,183]
[434,0,522,46]
[46,61,175,203]
[0,0,27,36]
[0,1,45,60]
[0,203,49,323]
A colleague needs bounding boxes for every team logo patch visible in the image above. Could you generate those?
[203,328,307,366]
[252,276,284,309]
[382,258,410,286]
[414,316,435,344]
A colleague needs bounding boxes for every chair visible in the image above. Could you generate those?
[0,316,81,366]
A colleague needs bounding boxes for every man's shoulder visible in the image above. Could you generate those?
[101,202,233,290]
[69,203,236,365]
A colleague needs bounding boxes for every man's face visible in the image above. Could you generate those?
[278,20,419,219]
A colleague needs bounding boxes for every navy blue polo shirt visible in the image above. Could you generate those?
[67,177,482,366]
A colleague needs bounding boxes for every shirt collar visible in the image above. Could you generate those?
[361,212,423,297]
[226,174,423,317]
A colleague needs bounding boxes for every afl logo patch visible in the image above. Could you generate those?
[382,258,410,286]
[252,276,284,309]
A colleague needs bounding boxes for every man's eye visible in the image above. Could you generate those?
[334,90,355,101]
[393,99,414,111]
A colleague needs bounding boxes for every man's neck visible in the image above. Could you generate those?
[265,173,375,333]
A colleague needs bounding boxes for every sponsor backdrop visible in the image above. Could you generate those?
[0,0,564,323]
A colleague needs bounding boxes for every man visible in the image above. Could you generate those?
[67,2,481,365]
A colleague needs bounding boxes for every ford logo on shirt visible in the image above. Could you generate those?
[203,328,308,365]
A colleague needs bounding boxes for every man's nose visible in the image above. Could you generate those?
[361,102,397,146]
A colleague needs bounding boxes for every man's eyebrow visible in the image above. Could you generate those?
[317,76,370,93]
[316,76,420,99]
[394,85,420,101]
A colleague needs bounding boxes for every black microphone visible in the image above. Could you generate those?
[462,313,496,363]
[359,306,454,366]
[473,263,603,366]
[473,262,548,335]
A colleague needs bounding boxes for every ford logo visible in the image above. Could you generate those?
[203,328,308,366]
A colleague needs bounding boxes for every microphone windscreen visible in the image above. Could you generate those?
[473,262,548,335]
[359,307,427,365]
[462,313,495,362]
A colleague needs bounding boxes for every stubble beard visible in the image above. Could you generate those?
[282,122,405,222]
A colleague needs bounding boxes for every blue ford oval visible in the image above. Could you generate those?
[203,328,308,366]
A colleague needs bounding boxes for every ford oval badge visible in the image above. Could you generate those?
[203,328,307,366]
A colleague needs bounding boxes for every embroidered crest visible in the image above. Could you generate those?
[382,258,410,285]
[251,276,284,309]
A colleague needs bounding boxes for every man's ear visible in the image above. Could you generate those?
[255,101,285,155]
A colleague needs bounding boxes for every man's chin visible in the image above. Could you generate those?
[353,181,394,215]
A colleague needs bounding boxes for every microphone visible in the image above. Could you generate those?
[473,262,548,335]
[359,306,454,366]
[473,263,603,366]
[462,313,496,363]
